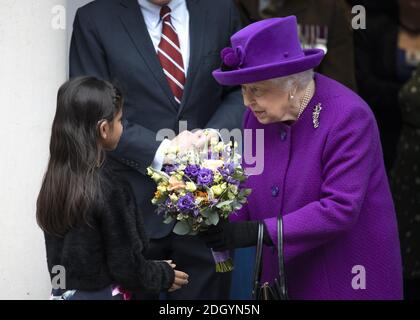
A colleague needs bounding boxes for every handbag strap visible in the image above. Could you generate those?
[277,215,288,300]
[252,217,288,300]
[252,222,264,300]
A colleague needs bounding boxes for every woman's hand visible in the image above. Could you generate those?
[200,221,271,250]
[165,260,189,292]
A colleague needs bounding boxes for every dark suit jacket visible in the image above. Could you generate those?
[234,0,262,25]
[70,0,245,238]
[353,14,403,171]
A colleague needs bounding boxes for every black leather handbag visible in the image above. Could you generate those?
[252,215,288,300]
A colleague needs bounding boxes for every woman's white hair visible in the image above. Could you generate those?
[269,69,314,92]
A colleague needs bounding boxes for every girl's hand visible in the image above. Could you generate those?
[164,260,189,292]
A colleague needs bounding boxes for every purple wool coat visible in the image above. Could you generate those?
[231,73,403,299]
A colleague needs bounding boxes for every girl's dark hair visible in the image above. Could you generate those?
[36,76,123,236]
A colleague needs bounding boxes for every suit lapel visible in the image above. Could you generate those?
[118,0,178,112]
[178,0,207,116]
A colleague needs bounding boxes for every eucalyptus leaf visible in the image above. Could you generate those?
[207,211,220,225]
[200,208,212,218]
[163,216,174,224]
[232,202,243,210]
[173,221,191,235]
[216,200,233,209]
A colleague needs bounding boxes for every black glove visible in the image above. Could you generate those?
[200,220,273,251]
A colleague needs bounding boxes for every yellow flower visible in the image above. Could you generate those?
[214,172,222,183]
[229,184,238,194]
[157,185,167,193]
[227,191,235,200]
[169,193,179,202]
[211,185,223,196]
[186,181,197,192]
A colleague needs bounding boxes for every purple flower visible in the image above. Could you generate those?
[208,198,218,208]
[193,208,200,217]
[218,162,235,178]
[163,164,179,174]
[197,168,214,186]
[177,193,196,212]
[227,176,240,186]
[221,46,244,69]
[184,164,200,180]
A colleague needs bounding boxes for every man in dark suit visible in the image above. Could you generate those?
[70,0,244,299]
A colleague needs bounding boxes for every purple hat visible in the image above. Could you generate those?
[212,16,325,86]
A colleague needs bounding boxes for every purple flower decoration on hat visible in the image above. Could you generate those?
[221,46,244,69]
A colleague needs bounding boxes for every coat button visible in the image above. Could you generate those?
[280,130,287,141]
[271,186,279,197]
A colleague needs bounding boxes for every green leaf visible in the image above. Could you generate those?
[216,200,233,209]
[239,188,252,197]
[232,202,243,211]
[207,211,220,226]
[163,216,174,224]
[200,208,210,218]
[173,221,191,235]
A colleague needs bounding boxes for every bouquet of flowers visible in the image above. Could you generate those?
[147,133,251,272]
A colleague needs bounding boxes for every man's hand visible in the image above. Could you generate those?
[193,129,220,150]
[163,131,198,164]
[163,130,221,164]
[170,130,198,151]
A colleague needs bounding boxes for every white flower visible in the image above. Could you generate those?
[213,142,225,153]
[202,159,224,171]
[164,153,177,165]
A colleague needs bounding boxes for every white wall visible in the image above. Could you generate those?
[0,0,68,300]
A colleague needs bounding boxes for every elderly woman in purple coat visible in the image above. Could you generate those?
[202,16,403,299]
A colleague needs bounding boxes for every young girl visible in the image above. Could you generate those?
[36,76,188,300]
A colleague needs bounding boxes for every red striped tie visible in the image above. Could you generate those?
[157,6,186,105]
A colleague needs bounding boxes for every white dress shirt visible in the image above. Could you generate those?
[138,0,190,73]
[137,0,190,170]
